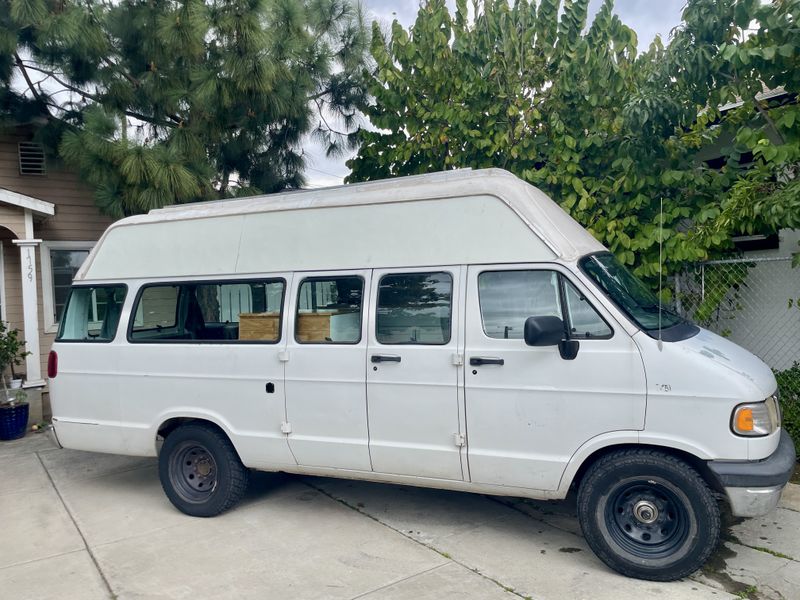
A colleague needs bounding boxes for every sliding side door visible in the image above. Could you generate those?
[366,267,464,480]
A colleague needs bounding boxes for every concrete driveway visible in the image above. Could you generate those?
[2,433,799,600]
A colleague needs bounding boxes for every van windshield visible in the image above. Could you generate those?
[580,252,686,334]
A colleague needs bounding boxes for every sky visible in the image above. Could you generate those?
[303,0,688,187]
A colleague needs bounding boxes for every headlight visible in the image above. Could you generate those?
[731,394,780,437]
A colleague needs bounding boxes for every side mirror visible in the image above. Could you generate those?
[523,316,564,346]
[524,316,581,360]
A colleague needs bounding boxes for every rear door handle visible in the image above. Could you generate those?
[469,356,505,366]
[371,354,401,363]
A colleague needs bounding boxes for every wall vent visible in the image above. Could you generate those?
[18,141,46,176]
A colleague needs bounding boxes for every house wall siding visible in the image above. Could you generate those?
[0,206,25,239]
[0,131,112,241]
[1,130,113,404]
[2,238,23,332]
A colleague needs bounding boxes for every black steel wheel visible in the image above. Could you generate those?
[577,449,720,581]
[169,441,219,503]
[606,479,691,559]
[159,423,249,517]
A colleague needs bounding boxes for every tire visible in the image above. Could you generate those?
[577,449,720,581]
[158,423,249,517]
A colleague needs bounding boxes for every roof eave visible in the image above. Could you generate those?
[0,187,56,217]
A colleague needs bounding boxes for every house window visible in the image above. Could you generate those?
[41,242,95,333]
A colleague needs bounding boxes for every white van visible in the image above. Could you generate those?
[49,169,794,581]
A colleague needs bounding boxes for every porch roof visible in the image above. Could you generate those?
[0,187,55,217]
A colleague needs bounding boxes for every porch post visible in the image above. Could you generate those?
[11,209,44,387]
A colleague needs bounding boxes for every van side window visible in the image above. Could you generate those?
[479,271,562,339]
[133,286,179,331]
[563,280,612,339]
[296,276,363,344]
[129,280,284,343]
[376,272,452,345]
[56,285,127,342]
[196,281,284,341]
[478,270,611,340]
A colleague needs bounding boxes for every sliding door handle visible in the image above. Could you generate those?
[469,356,505,366]
[371,354,401,363]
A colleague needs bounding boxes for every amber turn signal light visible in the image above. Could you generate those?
[735,407,753,432]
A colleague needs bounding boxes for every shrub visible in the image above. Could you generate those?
[775,362,800,446]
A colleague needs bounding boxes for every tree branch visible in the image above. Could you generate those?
[82,0,141,89]
[21,62,101,101]
[314,98,351,137]
[754,97,785,146]
[309,87,335,102]
[14,53,49,111]
[101,57,141,88]
[21,62,178,129]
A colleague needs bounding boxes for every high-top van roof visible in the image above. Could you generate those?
[76,168,604,281]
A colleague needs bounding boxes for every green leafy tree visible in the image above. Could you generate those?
[348,0,800,281]
[1,0,369,216]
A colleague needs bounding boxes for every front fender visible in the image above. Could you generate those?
[556,431,639,495]
[556,431,715,496]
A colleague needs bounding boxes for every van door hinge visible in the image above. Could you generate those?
[280,421,292,435]
[278,350,290,362]
[451,353,464,366]
[453,433,466,447]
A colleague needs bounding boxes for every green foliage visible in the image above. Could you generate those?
[775,362,800,446]
[0,320,30,395]
[348,0,800,286]
[1,0,370,216]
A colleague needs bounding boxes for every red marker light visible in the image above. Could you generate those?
[47,351,58,379]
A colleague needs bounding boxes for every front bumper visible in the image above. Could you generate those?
[708,429,796,517]
[725,485,784,517]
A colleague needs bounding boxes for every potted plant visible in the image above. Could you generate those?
[0,321,31,441]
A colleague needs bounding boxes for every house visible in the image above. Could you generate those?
[0,125,113,424]
[685,88,800,374]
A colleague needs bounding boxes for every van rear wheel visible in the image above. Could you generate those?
[577,449,720,581]
[159,423,249,517]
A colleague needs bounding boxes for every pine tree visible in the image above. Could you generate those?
[1,0,369,216]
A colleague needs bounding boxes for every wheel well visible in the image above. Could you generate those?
[156,418,228,453]
[569,444,725,495]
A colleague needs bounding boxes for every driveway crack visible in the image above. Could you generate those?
[303,479,533,599]
[348,563,449,599]
[35,451,118,600]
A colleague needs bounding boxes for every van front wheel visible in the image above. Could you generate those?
[577,449,720,581]
[159,423,249,517]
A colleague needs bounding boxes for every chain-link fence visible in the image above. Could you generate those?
[675,256,800,441]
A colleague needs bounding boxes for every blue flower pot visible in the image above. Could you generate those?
[0,403,29,441]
